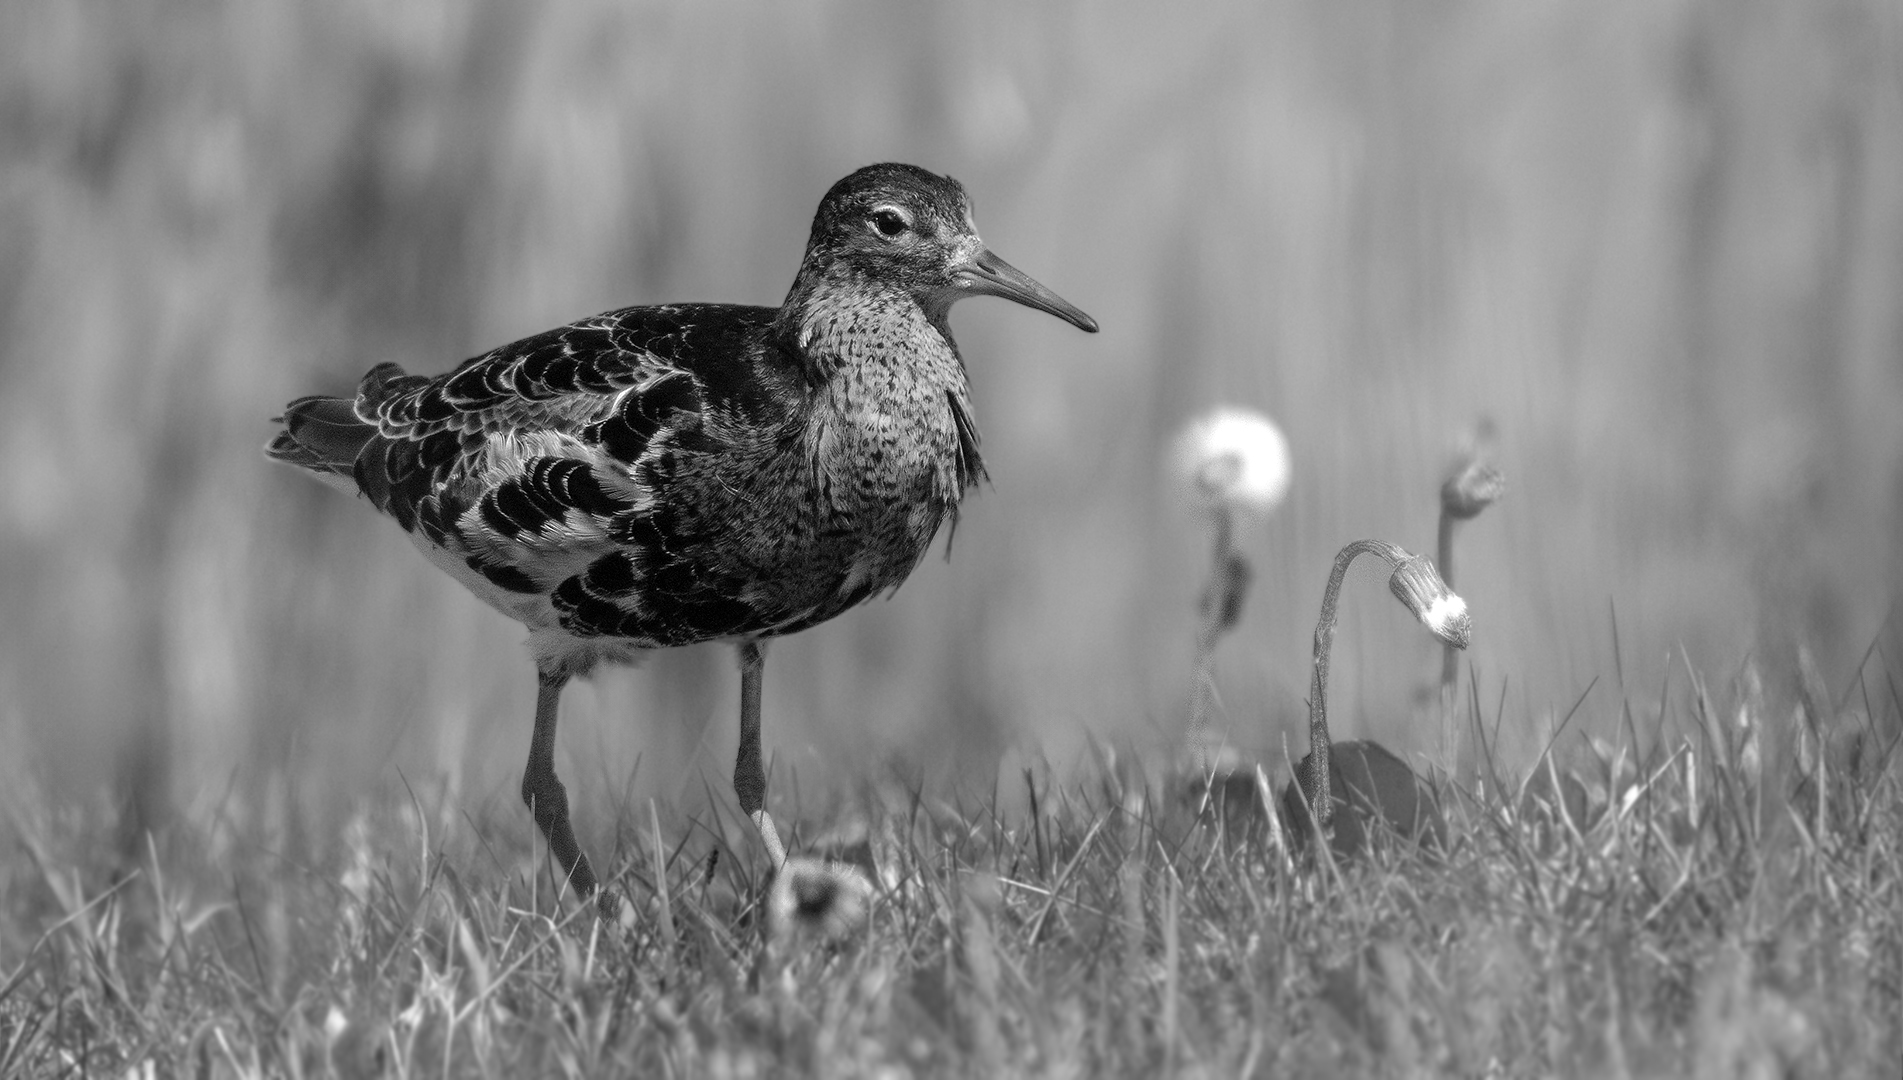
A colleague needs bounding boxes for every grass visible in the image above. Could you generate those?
[4,6,1899,1075]
[2,663,1898,1079]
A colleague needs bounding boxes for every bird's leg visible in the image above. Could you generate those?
[735,641,787,871]
[521,668,601,901]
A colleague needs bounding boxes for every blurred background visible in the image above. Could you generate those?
[1,1,1898,855]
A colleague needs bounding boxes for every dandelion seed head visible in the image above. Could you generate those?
[1176,407,1291,516]
[769,857,873,943]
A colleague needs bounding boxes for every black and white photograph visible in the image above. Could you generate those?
[1,3,1898,1075]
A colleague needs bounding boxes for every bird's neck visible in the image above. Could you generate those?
[778,273,985,503]
[778,270,959,385]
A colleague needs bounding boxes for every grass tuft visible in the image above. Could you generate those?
[2,661,1899,1077]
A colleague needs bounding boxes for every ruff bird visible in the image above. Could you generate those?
[269,163,1097,912]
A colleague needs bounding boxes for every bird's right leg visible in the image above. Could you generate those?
[521,668,601,901]
[734,642,788,871]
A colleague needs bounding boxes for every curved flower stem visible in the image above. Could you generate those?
[1303,539,1408,829]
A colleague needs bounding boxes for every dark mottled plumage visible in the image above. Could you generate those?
[269,163,1097,911]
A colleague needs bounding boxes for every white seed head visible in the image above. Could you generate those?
[768,857,873,943]
[1176,407,1291,516]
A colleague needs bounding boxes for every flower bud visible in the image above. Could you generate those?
[1441,458,1504,520]
[1387,553,1472,650]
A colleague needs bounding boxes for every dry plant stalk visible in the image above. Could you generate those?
[1176,407,1290,773]
[1437,428,1504,776]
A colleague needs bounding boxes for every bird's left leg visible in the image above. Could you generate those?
[521,667,604,905]
[734,641,787,870]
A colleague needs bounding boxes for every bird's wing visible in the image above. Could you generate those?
[347,304,783,612]
[358,303,777,444]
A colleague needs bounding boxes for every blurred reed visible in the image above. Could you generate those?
[0,0,1897,847]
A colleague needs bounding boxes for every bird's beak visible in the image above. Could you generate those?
[954,248,1099,333]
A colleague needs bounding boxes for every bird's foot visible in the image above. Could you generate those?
[593,885,636,928]
[750,809,787,873]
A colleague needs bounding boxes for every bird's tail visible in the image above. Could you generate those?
[266,393,377,491]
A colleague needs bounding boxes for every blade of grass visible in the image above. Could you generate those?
[1024,767,1047,880]
[1519,676,1598,805]
[1162,873,1179,1078]
[1026,812,1109,945]
[649,799,677,957]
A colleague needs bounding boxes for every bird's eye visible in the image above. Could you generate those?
[871,209,909,237]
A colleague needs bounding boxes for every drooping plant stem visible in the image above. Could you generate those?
[1303,539,1409,828]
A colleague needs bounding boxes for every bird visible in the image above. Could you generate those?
[268,163,1098,914]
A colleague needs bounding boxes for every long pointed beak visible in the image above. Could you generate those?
[954,248,1099,333]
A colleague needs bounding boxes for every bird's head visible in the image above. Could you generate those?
[790,163,1098,336]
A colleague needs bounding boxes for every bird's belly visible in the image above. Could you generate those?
[409,528,577,631]
[745,495,947,634]
[510,458,954,651]
[463,397,965,652]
